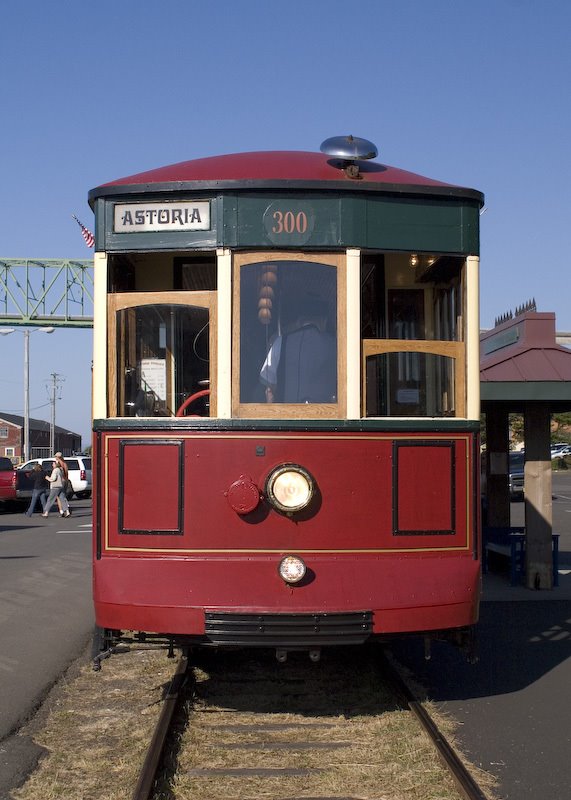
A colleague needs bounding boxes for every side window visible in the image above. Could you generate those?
[117,303,209,416]
[233,254,345,418]
[108,292,216,418]
[362,255,466,418]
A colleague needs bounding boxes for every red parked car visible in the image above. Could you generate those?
[0,457,17,505]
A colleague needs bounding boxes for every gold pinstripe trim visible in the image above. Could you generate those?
[101,432,474,555]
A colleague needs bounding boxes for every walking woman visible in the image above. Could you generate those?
[24,463,48,516]
[54,452,71,515]
[42,460,70,517]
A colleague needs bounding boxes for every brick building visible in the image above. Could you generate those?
[0,413,82,463]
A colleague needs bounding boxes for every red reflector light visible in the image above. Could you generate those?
[80,469,86,480]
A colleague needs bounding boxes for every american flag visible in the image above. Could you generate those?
[72,214,95,248]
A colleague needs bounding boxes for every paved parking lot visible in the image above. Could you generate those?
[510,469,571,566]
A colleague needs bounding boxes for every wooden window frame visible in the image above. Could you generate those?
[362,339,466,418]
[232,252,346,419]
[107,291,217,418]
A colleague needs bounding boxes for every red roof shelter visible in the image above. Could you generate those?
[480,310,571,589]
[481,312,571,401]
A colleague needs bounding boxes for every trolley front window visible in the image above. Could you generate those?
[233,253,345,418]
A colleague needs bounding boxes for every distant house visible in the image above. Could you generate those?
[0,413,82,463]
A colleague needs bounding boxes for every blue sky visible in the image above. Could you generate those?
[1,0,570,445]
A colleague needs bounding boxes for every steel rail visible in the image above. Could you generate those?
[132,654,189,800]
[378,651,490,800]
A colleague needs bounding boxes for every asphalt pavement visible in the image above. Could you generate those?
[0,499,93,797]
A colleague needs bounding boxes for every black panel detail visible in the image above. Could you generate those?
[204,611,373,647]
[95,431,102,560]
[118,438,184,535]
[392,439,456,536]
[473,433,480,559]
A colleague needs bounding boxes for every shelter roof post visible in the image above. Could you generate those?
[524,403,553,589]
[485,408,510,528]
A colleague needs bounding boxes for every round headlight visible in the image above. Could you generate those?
[278,555,307,584]
[266,464,314,513]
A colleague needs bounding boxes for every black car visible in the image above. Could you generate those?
[509,451,525,501]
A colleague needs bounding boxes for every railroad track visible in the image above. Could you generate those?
[134,646,492,800]
[378,651,490,800]
[133,653,190,800]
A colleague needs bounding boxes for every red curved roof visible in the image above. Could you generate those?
[101,150,458,189]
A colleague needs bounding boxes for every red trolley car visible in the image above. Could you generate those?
[89,136,484,659]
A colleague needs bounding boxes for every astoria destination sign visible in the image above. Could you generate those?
[114,201,210,232]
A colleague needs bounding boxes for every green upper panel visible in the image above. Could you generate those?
[90,150,483,255]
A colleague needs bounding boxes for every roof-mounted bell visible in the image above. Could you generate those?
[320,135,378,179]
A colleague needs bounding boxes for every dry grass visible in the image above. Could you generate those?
[171,648,497,800]
[12,646,175,800]
[11,645,498,800]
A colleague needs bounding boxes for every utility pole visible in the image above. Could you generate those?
[49,373,65,454]
[0,327,54,461]
[24,331,30,461]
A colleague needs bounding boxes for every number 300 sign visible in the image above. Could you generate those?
[263,202,314,245]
